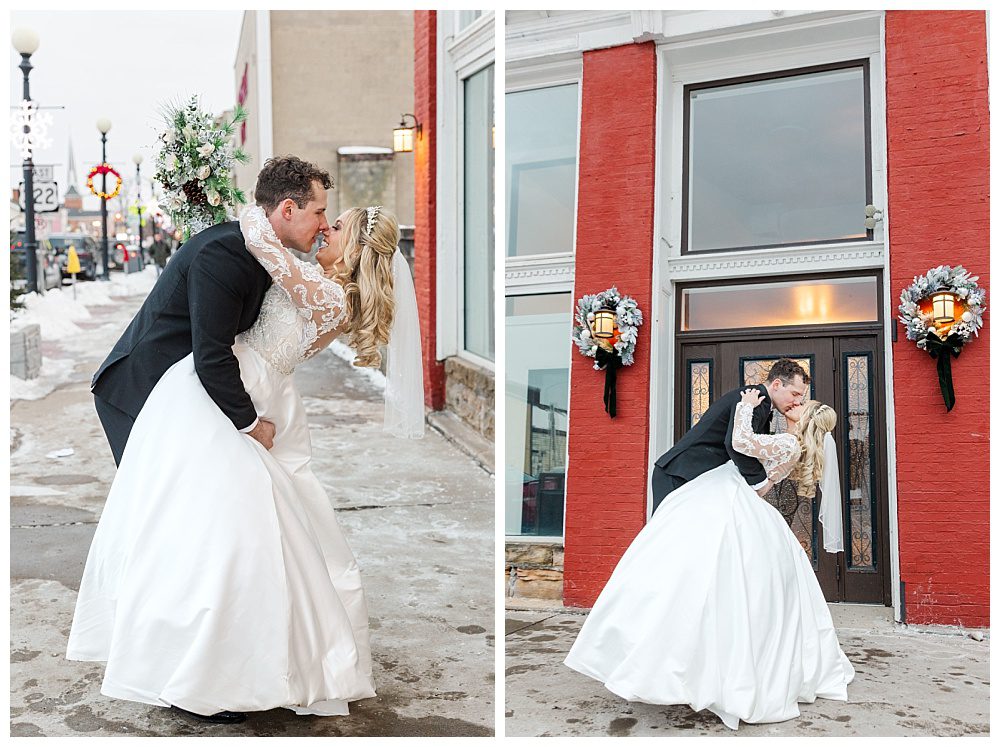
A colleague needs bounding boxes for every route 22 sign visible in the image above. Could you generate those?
[18,181,60,213]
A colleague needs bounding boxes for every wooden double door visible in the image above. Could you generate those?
[678,333,891,605]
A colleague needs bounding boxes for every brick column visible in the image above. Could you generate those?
[563,42,658,608]
[885,10,989,627]
[414,10,446,409]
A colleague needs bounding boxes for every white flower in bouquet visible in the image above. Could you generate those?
[165,153,177,171]
[163,129,175,145]
[206,189,222,207]
[183,124,196,142]
[197,165,211,180]
[197,142,215,158]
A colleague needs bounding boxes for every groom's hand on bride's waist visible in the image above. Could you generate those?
[247,418,276,449]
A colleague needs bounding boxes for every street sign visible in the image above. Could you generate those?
[34,165,54,181]
[18,181,59,213]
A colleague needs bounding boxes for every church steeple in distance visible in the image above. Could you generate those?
[63,135,83,210]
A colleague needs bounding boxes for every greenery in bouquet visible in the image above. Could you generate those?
[153,96,249,239]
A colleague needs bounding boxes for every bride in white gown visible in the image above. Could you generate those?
[564,390,855,730]
[66,203,423,718]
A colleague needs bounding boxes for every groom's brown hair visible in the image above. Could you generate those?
[767,358,810,385]
[254,156,333,213]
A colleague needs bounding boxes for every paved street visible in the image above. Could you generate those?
[505,604,989,737]
[10,273,495,737]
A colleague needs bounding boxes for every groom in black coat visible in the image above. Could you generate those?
[91,156,334,467]
[650,359,809,513]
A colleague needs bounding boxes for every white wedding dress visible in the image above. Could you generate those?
[564,403,855,730]
[66,212,376,716]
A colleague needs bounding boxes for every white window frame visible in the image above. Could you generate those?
[437,10,496,371]
[644,10,900,618]
[503,57,583,542]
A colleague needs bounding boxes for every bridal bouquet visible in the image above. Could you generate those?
[153,96,249,238]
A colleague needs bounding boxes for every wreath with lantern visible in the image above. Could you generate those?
[897,264,986,411]
[87,163,122,200]
[571,287,643,417]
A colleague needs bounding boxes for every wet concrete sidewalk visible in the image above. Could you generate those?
[505,604,989,737]
[10,286,495,737]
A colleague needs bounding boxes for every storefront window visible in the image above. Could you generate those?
[464,64,495,361]
[685,64,870,253]
[506,84,579,258]
[505,293,572,537]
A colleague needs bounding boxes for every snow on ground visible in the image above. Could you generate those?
[328,339,387,390]
[9,357,78,402]
[10,267,159,401]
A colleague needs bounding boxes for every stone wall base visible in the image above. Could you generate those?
[444,356,494,442]
[506,541,564,601]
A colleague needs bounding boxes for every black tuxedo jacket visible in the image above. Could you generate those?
[654,384,773,487]
[91,221,271,430]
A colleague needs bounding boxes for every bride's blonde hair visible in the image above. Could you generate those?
[789,401,837,498]
[328,207,399,368]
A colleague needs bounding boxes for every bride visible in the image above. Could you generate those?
[66,201,423,722]
[564,390,855,730]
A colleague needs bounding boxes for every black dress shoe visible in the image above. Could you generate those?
[170,706,247,724]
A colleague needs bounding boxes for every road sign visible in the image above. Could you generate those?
[18,181,59,213]
[34,165,54,181]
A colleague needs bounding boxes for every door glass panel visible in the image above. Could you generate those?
[688,359,712,429]
[686,65,869,252]
[681,276,879,331]
[742,355,817,563]
[505,293,572,537]
[845,353,875,569]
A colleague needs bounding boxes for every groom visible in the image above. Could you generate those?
[650,359,809,513]
[91,155,333,468]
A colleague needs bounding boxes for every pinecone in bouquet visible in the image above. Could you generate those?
[153,96,250,239]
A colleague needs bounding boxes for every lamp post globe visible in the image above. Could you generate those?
[97,118,112,279]
[13,27,40,293]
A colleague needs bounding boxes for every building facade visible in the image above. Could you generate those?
[504,10,988,629]
[233,11,415,226]
[414,10,496,451]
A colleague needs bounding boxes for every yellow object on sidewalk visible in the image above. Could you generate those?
[66,246,81,275]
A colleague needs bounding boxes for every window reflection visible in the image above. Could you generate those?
[687,66,869,252]
[505,294,572,537]
[506,84,579,258]
[681,276,879,331]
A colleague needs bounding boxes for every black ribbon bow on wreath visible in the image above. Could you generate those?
[923,332,963,412]
[594,347,622,417]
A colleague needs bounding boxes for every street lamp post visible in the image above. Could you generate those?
[12,28,40,294]
[132,153,144,270]
[97,118,111,280]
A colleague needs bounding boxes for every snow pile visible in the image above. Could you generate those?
[327,340,387,390]
[11,267,157,340]
[10,267,159,400]
[9,356,78,401]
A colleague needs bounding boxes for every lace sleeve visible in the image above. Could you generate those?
[238,206,346,355]
[732,402,800,480]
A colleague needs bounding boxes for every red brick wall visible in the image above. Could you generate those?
[414,11,446,410]
[563,42,658,608]
[885,10,989,627]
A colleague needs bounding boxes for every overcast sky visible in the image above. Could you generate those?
[10,10,243,211]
